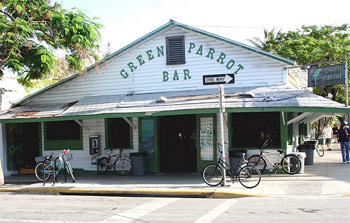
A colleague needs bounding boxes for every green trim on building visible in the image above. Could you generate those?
[104,118,134,150]
[287,112,294,145]
[43,121,83,151]
[2,106,348,125]
[38,123,42,156]
[196,114,217,172]
[280,112,288,150]
[139,117,160,173]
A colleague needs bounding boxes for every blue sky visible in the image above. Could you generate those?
[58,0,350,54]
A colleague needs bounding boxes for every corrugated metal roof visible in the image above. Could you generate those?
[0,86,347,121]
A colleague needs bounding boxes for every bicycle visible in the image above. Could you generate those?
[34,149,75,183]
[302,137,324,157]
[247,137,301,174]
[202,143,261,189]
[315,139,325,157]
[97,149,131,176]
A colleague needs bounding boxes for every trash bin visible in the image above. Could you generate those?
[290,152,306,174]
[304,140,318,146]
[228,150,247,174]
[297,144,315,165]
[130,152,146,176]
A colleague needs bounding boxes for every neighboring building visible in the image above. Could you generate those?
[0,20,348,176]
[0,73,26,176]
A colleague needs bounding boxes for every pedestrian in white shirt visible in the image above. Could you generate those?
[323,123,333,151]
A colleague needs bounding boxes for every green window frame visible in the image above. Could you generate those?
[44,120,83,150]
[105,118,133,149]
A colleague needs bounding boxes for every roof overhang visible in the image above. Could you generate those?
[1,86,348,123]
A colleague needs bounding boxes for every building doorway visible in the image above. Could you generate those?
[160,115,196,172]
[6,123,40,171]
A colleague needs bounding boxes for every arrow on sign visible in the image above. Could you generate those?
[202,74,235,85]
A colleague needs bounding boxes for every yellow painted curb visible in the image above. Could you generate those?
[0,187,269,198]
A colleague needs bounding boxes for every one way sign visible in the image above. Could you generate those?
[202,74,235,85]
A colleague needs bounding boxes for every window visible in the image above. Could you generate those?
[106,118,132,148]
[230,112,281,148]
[45,120,82,150]
[166,36,185,65]
[46,120,80,140]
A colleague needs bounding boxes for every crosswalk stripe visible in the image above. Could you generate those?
[193,199,238,223]
[101,198,179,223]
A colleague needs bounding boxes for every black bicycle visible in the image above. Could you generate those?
[202,143,261,189]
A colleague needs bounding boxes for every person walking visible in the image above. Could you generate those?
[332,124,339,143]
[338,120,350,164]
[322,123,333,151]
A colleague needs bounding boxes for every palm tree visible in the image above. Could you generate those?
[247,28,281,53]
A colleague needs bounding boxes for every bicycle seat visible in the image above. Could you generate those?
[277,149,284,154]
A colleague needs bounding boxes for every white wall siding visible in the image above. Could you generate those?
[42,118,140,171]
[29,27,287,105]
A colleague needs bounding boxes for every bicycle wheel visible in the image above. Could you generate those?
[281,154,301,175]
[238,165,261,189]
[34,162,51,182]
[247,155,266,173]
[114,159,131,176]
[97,157,109,174]
[316,144,325,157]
[65,162,76,183]
[202,164,224,187]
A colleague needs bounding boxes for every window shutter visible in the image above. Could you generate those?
[166,36,185,65]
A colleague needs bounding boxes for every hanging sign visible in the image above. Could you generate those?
[308,63,346,87]
[203,74,235,85]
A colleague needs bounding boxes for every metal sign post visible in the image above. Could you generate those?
[218,85,226,187]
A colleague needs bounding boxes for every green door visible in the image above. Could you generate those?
[196,114,217,172]
[140,117,159,173]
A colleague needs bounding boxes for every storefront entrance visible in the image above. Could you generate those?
[7,123,40,171]
[160,115,196,172]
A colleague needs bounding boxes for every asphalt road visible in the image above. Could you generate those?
[0,193,349,223]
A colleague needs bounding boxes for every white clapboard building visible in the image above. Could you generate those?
[0,20,348,176]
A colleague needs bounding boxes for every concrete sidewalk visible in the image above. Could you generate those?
[1,143,349,198]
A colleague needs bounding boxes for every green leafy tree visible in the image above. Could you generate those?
[249,24,350,104]
[0,0,102,84]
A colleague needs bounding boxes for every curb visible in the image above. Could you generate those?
[0,187,270,198]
